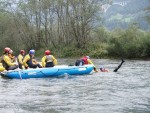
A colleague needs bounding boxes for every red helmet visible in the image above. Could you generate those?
[4,47,11,53]
[20,50,25,54]
[45,50,50,55]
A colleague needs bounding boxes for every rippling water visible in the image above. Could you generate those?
[0,59,150,113]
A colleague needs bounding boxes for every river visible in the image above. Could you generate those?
[0,59,150,113]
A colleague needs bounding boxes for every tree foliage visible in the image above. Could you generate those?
[0,0,149,58]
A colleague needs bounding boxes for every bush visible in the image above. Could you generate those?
[89,43,109,58]
[107,26,150,58]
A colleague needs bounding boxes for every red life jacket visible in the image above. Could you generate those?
[81,56,88,64]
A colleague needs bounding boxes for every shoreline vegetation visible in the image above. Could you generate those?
[1,26,149,60]
[1,0,150,59]
[36,26,150,59]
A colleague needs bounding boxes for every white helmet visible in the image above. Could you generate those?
[86,56,90,59]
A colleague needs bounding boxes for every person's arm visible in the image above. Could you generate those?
[41,56,46,67]
[52,55,57,65]
[87,59,98,72]
[18,54,23,65]
[4,56,16,66]
[23,55,30,68]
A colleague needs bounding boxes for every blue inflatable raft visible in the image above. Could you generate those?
[0,65,94,79]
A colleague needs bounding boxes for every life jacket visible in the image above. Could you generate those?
[17,54,25,64]
[46,55,53,63]
[81,56,88,64]
[26,54,33,65]
[1,55,9,69]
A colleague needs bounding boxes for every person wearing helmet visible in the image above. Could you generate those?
[8,49,16,62]
[41,50,57,67]
[17,50,25,69]
[99,58,125,72]
[1,47,18,70]
[0,48,11,71]
[99,66,109,72]
[23,49,42,69]
[75,56,98,72]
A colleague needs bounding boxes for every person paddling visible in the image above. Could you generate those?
[99,58,125,72]
[75,56,98,72]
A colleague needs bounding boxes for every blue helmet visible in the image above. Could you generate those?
[29,49,35,54]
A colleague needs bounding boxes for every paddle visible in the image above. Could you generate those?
[113,58,125,72]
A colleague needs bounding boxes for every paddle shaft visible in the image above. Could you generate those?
[113,59,125,72]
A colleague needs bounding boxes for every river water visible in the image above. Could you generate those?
[0,59,150,113]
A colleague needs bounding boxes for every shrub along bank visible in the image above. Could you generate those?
[36,26,150,59]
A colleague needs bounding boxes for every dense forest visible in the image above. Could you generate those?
[0,0,150,59]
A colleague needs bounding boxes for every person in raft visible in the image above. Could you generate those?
[23,49,42,69]
[99,58,125,72]
[41,50,57,67]
[17,50,26,69]
[75,56,98,72]
[1,47,18,70]
[8,49,16,63]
